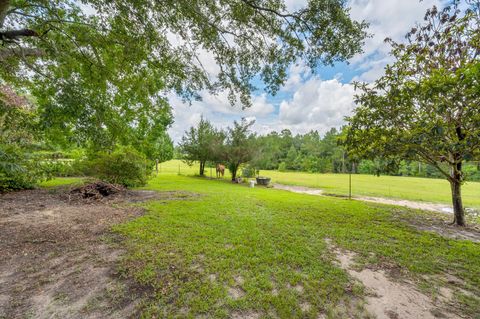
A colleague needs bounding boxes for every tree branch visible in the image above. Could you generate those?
[0,47,44,61]
[0,28,38,40]
[0,0,9,28]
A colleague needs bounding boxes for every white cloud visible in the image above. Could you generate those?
[349,0,441,81]
[278,77,355,133]
[167,91,276,143]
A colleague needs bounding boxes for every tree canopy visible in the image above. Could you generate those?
[224,118,256,181]
[179,117,224,176]
[0,0,367,147]
[345,2,480,226]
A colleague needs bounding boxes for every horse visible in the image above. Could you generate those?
[216,164,225,178]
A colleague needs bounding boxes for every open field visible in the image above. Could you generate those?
[159,160,480,209]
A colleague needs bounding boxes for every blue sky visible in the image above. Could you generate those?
[166,0,444,143]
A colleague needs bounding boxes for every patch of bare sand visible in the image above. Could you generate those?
[356,196,455,215]
[325,240,461,319]
[230,311,260,319]
[0,186,188,318]
[273,183,323,195]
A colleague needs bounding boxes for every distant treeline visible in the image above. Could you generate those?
[176,126,480,181]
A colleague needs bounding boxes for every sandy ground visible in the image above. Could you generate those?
[0,187,162,319]
[357,196,454,214]
[273,183,324,196]
[325,239,462,319]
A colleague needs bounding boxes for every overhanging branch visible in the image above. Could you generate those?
[0,0,9,28]
[0,28,38,40]
[0,47,44,61]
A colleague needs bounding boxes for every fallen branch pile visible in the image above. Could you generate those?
[69,181,126,201]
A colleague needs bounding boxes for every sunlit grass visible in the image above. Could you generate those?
[39,177,84,188]
[159,160,480,208]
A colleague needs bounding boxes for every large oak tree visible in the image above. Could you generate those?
[346,2,480,226]
[1,0,367,147]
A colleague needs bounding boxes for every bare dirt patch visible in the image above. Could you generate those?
[325,240,461,319]
[0,186,181,319]
[273,183,323,195]
[356,196,457,214]
[389,207,480,243]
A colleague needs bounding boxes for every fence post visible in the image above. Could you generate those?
[349,171,352,200]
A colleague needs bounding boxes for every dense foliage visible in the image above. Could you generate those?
[83,146,151,187]
[253,128,349,173]
[224,119,256,180]
[0,87,48,191]
[179,118,255,180]
[346,2,480,226]
[179,117,224,176]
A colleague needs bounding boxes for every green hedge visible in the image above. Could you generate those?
[83,146,151,187]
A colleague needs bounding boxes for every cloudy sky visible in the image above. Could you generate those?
[168,0,443,143]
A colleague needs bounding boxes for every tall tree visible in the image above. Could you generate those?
[346,2,480,226]
[179,117,223,176]
[224,118,255,181]
[0,0,367,145]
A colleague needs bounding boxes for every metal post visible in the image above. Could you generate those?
[349,162,355,200]
[349,171,352,200]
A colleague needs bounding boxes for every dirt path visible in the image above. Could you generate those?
[273,183,453,214]
[0,187,160,319]
[326,239,461,319]
[272,183,324,196]
[357,196,454,214]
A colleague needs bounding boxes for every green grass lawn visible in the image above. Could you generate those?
[112,173,480,318]
[159,160,480,209]
[39,177,84,188]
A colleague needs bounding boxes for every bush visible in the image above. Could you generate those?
[278,162,287,172]
[241,165,257,178]
[42,159,83,177]
[83,146,150,187]
[0,144,48,192]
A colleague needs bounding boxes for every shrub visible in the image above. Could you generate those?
[278,162,287,172]
[0,144,48,192]
[241,165,257,178]
[83,146,151,187]
[42,159,82,177]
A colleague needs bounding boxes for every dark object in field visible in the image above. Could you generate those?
[69,181,125,201]
[256,177,271,186]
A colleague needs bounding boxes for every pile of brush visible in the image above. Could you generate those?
[69,181,125,201]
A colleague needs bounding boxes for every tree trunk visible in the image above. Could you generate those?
[199,161,205,176]
[0,0,10,28]
[450,179,466,226]
[231,165,237,181]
